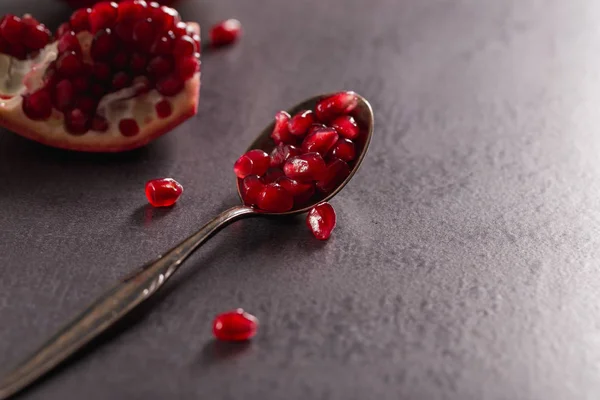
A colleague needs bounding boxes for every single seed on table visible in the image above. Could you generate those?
[212,309,258,342]
[145,178,183,207]
[306,202,336,240]
[209,19,242,47]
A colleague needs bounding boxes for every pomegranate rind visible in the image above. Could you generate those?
[0,22,200,152]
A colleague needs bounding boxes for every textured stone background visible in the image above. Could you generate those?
[2,0,600,399]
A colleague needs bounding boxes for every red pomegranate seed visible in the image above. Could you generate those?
[56,51,83,76]
[21,16,40,26]
[114,21,134,44]
[155,99,172,118]
[91,28,117,61]
[151,6,179,33]
[112,71,131,90]
[156,75,183,96]
[175,55,198,80]
[92,62,111,81]
[213,309,258,342]
[288,110,315,137]
[91,115,109,131]
[56,22,71,38]
[7,43,26,59]
[306,202,336,240]
[119,118,139,136]
[257,183,293,212]
[132,18,155,51]
[133,76,152,94]
[331,115,359,139]
[22,89,52,120]
[70,8,91,32]
[75,96,97,113]
[147,55,173,79]
[90,83,107,97]
[150,34,173,55]
[65,108,90,135]
[58,31,82,54]
[130,52,148,73]
[275,176,314,198]
[112,50,129,70]
[43,66,58,86]
[301,126,339,155]
[315,91,359,122]
[53,79,75,111]
[23,24,51,51]
[330,138,356,162]
[209,19,242,47]
[89,2,119,33]
[145,178,183,207]
[269,143,302,168]
[316,159,350,193]
[117,0,147,22]
[0,15,23,45]
[240,174,264,206]
[283,152,326,183]
[171,21,187,37]
[270,111,295,145]
[173,35,195,57]
[233,149,270,179]
[261,167,285,184]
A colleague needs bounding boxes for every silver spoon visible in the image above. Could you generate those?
[0,92,374,399]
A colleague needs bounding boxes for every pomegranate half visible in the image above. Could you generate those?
[0,1,200,152]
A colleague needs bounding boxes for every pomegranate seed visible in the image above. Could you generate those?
[156,75,183,96]
[147,55,173,79]
[56,22,71,38]
[114,21,134,44]
[315,91,359,122]
[23,24,51,50]
[233,149,270,179]
[240,175,264,206]
[70,8,91,32]
[119,118,139,136]
[171,21,187,37]
[301,126,339,155]
[21,16,40,26]
[175,55,198,80]
[91,115,109,131]
[0,37,11,56]
[316,159,350,193]
[22,89,52,120]
[145,178,183,207]
[112,71,131,90]
[90,83,107,97]
[331,115,359,139]
[275,176,314,198]
[330,138,356,162]
[261,167,285,184]
[212,309,258,342]
[91,28,117,61]
[150,34,173,55]
[53,79,75,111]
[257,183,293,212]
[117,0,147,22]
[65,108,90,135]
[155,99,172,118]
[89,2,119,33]
[283,152,326,183]
[270,111,295,145]
[269,143,302,168]
[75,96,97,113]
[133,76,152,94]
[56,51,83,76]
[288,110,315,137]
[132,18,155,51]
[130,52,148,73]
[209,19,242,47]
[308,123,326,135]
[57,31,82,54]
[307,202,336,240]
[0,15,23,45]
[173,35,195,57]
[151,6,179,33]
[92,62,111,81]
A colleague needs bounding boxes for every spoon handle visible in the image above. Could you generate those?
[0,204,256,400]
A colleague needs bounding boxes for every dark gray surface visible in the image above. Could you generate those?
[1,0,600,399]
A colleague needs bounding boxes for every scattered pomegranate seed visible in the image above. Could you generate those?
[261,167,285,184]
[257,183,293,212]
[270,111,295,145]
[330,138,356,162]
[119,118,139,136]
[240,174,264,206]
[58,31,82,54]
[331,115,359,139]
[283,152,326,183]
[155,99,172,118]
[315,91,358,122]
[316,159,350,193]
[269,143,302,168]
[288,110,315,137]
[209,19,242,47]
[22,89,52,120]
[145,177,183,207]
[306,202,336,240]
[212,309,258,342]
[70,8,91,32]
[233,149,270,179]
[301,126,339,155]
[89,2,118,33]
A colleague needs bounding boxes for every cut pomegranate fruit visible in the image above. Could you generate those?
[288,109,315,137]
[329,138,356,162]
[209,19,242,47]
[301,126,339,155]
[212,309,258,342]
[283,152,326,183]
[306,202,336,240]
[257,183,294,212]
[315,91,358,122]
[233,149,270,179]
[0,3,200,152]
[145,177,183,207]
